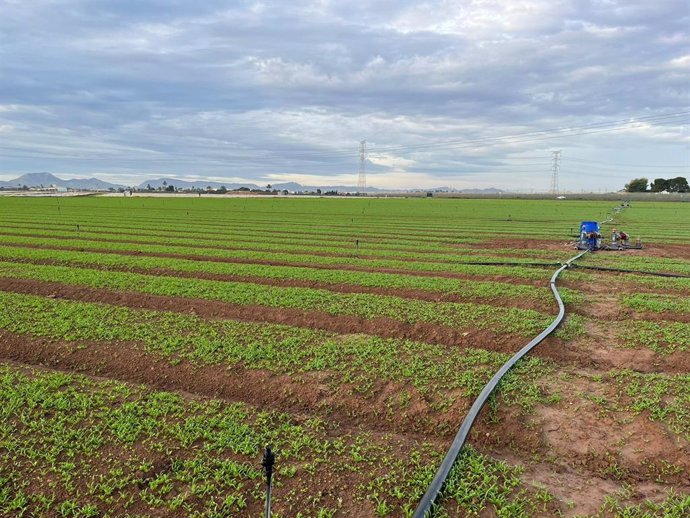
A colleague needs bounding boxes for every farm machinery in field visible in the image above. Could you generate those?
[576,220,643,251]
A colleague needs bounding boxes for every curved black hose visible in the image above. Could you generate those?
[412,250,588,518]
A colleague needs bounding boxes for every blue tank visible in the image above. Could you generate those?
[580,221,600,234]
[579,221,601,250]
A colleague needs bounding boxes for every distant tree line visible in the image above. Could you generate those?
[625,177,689,193]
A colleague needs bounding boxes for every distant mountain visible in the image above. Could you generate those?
[0,172,501,194]
[62,177,125,190]
[0,172,124,190]
[0,172,64,188]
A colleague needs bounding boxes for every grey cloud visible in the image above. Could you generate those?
[0,0,687,190]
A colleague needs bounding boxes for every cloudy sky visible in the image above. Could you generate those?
[1,0,688,190]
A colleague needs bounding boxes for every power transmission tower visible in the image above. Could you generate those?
[550,150,561,194]
[358,140,367,192]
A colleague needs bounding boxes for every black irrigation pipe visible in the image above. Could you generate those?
[412,250,588,518]
[570,263,690,279]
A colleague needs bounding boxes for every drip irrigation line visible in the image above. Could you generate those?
[570,263,690,279]
[412,250,587,518]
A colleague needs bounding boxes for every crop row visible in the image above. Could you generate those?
[0,290,553,407]
[0,364,563,517]
[0,205,480,243]
[0,260,584,338]
[15,219,577,262]
[0,234,561,280]
[0,209,508,246]
[0,217,469,250]
[0,197,621,237]
[4,364,686,517]
[3,221,570,260]
[618,205,690,241]
[0,221,466,258]
[17,196,685,245]
[5,197,689,243]
[0,226,559,265]
[0,244,581,304]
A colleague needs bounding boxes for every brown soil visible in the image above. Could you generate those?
[564,280,690,373]
[0,330,440,439]
[561,274,690,297]
[631,309,690,323]
[0,359,401,518]
[514,258,690,512]
[6,328,686,500]
[638,242,690,260]
[0,330,565,456]
[578,338,690,375]
[467,237,571,252]
[3,230,689,516]
[565,271,689,322]
[0,229,469,264]
[2,214,462,243]
[537,374,690,487]
[5,220,453,249]
[0,276,532,353]
[2,255,553,312]
[2,241,550,286]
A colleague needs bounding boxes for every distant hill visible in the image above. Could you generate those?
[0,172,124,190]
[1,172,501,194]
[0,172,60,188]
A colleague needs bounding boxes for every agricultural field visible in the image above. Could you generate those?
[0,196,688,517]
